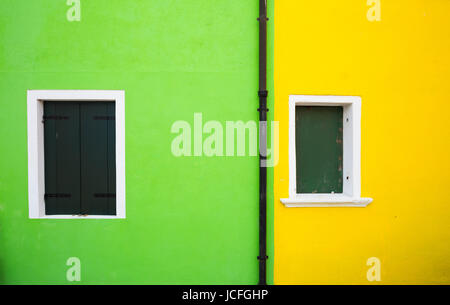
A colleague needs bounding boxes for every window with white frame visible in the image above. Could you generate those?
[27,90,126,218]
[281,95,372,207]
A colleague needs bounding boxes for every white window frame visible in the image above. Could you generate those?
[27,90,126,219]
[281,95,372,207]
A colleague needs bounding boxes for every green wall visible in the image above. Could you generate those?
[0,0,273,284]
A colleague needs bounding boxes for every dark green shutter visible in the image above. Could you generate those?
[44,102,81,215]
[80,102,116,215]
[295,106,343,194]
[43,101,116,215]
[107,103,116,215]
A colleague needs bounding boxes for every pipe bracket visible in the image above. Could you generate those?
[258,90,268,97]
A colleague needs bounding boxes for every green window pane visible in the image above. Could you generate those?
[296,106,343,194]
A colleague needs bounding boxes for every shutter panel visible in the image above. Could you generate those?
[295,106,343,194]
[107,102,116,215]
[43,102,58,214]
[80,102,116,215]
[43,102,81,214]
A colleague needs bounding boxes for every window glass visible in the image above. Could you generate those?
[295,106,343,194]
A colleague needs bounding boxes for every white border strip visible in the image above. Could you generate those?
[27,90,126,219]
[282,95,372,208]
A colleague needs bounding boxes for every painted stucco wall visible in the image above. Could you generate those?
[274,0,450,284]
[0,0,274,284]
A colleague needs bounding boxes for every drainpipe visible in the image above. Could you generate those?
[257,0,268,286]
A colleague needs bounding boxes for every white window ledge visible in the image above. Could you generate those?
[37,215,123,219]
[280,195,373,208]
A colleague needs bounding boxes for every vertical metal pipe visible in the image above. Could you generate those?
[257,0,268,286]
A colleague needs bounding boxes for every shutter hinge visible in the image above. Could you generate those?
[93,193,116,198]
[42,115,69,123]
[44,193,71,198]
[93,116,115,120]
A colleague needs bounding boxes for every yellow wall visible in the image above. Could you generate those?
[274,0,450,284]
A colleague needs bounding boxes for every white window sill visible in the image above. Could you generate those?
[280,194,373,207]
[31,215,125,219]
